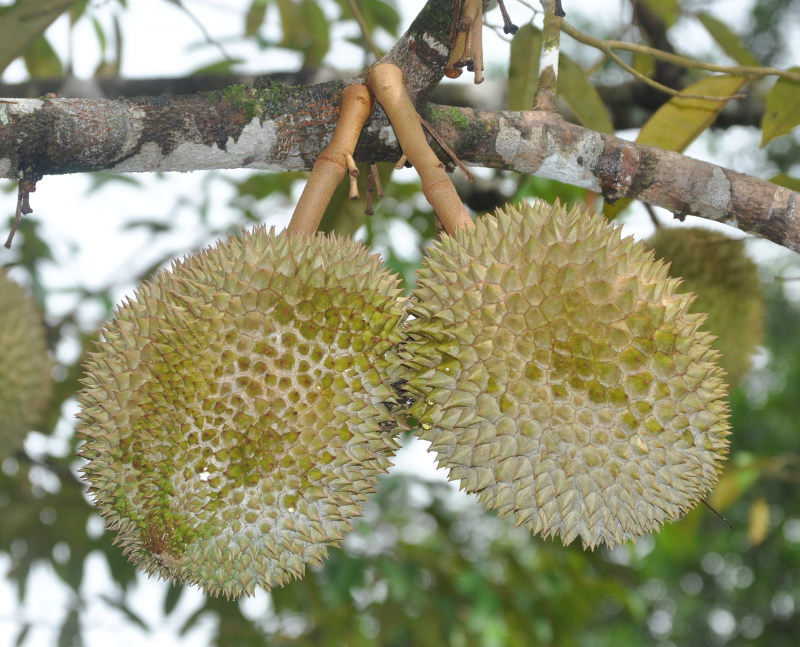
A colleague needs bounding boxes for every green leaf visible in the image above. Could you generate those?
[334,0,400,36]
[748,496,770,546]
[91,16,107,58]
[163,584,182,615]
[770,173,800,192]
[190,57,245,76]
[85,171,141,195]
[57,608,81,647]
[300,0,329,67]
[637,75,747,152]
[14,624,30,647]
[70,0,89,24]
[277,0,301,46]
[0,0,78,74]
[23,35,63,78]
[507,23,541,111]
[640,0,680,27]
[709,464,760,511]
[558,56,614,134]
[697,13,759,66]
[761,68,800,146]
[99,594,149,630]
[245,0,269,37]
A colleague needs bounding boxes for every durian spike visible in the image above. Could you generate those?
[289,83,374,234]
[366,63,472,235]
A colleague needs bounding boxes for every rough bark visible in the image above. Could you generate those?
[0,0,798,254]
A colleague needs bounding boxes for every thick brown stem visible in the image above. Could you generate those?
[287,83,374,234]
[366,63,472,234]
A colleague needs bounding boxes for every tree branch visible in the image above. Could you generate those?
[1,88,797,253]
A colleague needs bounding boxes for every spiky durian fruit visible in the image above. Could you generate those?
[0,269,52,455]
[401,201,730,549]
[77,228,405,598]
[645,227,763,386]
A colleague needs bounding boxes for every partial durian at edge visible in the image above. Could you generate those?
[400,200,730,550]
[0,268,53,456]
[77,227,406,599]
[644,226,764,386]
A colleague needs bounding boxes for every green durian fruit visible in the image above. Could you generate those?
[77,228,405,599]
[645,226,763,386]
[401,201,730,549]
[0,269,52,456]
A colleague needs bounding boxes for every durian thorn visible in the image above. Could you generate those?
[702,499,733,529]
[288,83,375,235]
[419,115,474,181]
[366,63,472,235]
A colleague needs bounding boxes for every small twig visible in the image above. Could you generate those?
[496,0,519,34]
[562,19,800,85]
[5,178,36,249]
[369,164,384,198]
[419,115,475,181]
[702,500,734,530]
[345,0,382,60]
[365,172,375,215]
[288,83,374,234]
[366,63,472,234]
[165,0,233,63]
[605,46,745,101]
[644,203,662,229]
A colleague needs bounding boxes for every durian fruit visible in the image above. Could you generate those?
[645,226,763,386]
[77,227,405,599]
[401,201,730,549]
[0,268,52,456]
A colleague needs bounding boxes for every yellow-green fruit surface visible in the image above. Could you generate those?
[0,269,52,455]
[402,201,730,549]
[646,227,763,386]
[77,228,405,598]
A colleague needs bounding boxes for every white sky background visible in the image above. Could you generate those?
[1,0,798,645]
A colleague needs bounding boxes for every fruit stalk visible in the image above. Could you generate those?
[288,83,374,235]
[366,63,472,235]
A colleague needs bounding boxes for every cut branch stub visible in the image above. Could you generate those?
[445,0,485,84]
[288,83,375,235]
[366,63,473,235]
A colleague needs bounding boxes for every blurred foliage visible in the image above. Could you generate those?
[1,0,800,646]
